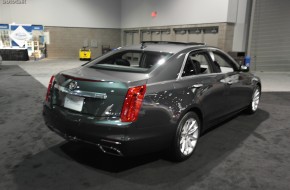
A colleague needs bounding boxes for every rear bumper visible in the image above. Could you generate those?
[43,104,171,156]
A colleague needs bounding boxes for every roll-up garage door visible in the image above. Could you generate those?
[204,28,218,47]
[141,29,171,42]
[142,32,151,41]
[133,32,140,45]
[125,32,132,46]
[125,31,139,46]
[175,30,188,42]
[152,31,161,41]
[188,30,202,43]
[250,0,290,71]
[161,31,171,41]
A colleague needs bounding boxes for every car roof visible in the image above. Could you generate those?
[121,41,207,54]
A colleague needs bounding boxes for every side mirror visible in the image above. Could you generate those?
[240,65,249,72]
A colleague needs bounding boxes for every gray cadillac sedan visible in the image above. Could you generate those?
[43,41,261,162]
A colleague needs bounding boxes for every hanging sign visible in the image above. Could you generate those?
[10,25,32,47]
[31,25,44,31]
[0,24,9,30]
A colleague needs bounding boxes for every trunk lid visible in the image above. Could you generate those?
[51,67,148,117]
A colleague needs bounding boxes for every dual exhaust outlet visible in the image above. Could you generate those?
[67,135,123,157]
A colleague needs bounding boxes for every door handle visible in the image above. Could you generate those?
[191,84,203,88]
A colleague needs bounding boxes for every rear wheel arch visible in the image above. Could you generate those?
[174,106,203,136]
[171,106,203,145]
[256,82,262,91]
[181,106,204,132]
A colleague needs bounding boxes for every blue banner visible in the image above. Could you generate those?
[10,25,32,32]
[0,24,9,30]
[31,25,44,31]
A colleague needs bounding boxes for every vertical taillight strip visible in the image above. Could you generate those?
[121,85,146,122]
[45,75,55,102]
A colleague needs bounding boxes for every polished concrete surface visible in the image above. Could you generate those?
[0,60,290,190]
[2,59,290,92]
[2,59,84,87]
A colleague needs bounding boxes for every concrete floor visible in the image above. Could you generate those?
[1,59,290,190]
[2,59,84,87]
[2,59,290,92]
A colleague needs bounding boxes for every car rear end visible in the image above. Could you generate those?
[43,46,176,156]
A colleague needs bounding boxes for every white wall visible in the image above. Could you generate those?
[0,0,121,28]
[227,0,239,23]
[0,0,251,51]
[121,0,232,28]
[232,0,252,51]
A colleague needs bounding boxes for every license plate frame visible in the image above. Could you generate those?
[64,94,84,112]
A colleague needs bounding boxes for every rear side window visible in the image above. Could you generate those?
[88,50,172,73]
[182,52,212,77]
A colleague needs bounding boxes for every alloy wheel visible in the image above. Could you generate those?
[179,118,199,156]
[252,88,260,111]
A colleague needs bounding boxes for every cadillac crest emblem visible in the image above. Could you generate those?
[68,81,78,91]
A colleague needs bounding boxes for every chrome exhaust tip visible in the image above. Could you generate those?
[98,144,123,156]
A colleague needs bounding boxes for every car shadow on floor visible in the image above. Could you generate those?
[58,108,270,172]
[12,109,269,189]
[59,141,163,173]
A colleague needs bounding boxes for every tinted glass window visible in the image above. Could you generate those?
[212,52,235,73]
[88,50,172,73]
[182,52,212,77]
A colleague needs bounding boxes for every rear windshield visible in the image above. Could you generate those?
[87,50,173,73]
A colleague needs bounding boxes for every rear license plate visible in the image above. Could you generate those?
[64,94,84,112]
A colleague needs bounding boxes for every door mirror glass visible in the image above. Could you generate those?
[240,65,249,72]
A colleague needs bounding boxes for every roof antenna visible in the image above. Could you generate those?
[141,42,147,49]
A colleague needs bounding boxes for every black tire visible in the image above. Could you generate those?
[245,85,261,114]
[169,112,200,162]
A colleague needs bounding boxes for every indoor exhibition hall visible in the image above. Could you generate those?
[0,0,290,189]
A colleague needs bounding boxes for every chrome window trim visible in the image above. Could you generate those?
[179,72,222,80]
[177,51,191,80]
[54,84,107,99]
[209,51,215,62]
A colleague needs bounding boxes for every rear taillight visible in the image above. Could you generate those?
[121,85,146,122]
[45,75,55,102]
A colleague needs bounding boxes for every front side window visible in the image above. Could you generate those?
[182,52,212,77]
[212,52,236,73]
[87,50,172,73]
